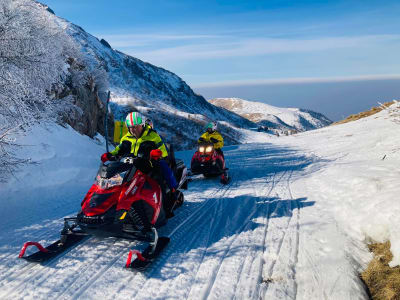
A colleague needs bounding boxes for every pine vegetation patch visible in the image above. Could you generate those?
[361,241,400,300]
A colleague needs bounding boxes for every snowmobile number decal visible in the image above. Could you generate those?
[125,178,138,195]
[153,192,158,203]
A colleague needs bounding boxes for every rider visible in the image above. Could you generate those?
[198,121,224,157]
[101,112,178,212]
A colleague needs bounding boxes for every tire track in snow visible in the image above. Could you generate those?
[267,170,295,272]
[190,169,286,299]
[63,239,137,300]
[255,170,293,298]
[262,169,301,299]
[137,178,237,298]
[200,202,263,300]
[133,188,230,300]
[208,170,279,300]
[289,171,301,299]
[232,171,281,300]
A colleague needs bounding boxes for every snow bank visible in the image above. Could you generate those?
[0,123,106,232]
[308,161,400,267]
[276,101,400,266]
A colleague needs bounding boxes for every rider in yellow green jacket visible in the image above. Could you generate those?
[198,122,224,155]
[101,112,175,187]
[109,117,168,159]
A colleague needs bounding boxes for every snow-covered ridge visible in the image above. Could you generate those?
[209,97,332,132]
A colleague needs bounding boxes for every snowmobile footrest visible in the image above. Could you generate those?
[19,234,89,263]
[126,237,170,270]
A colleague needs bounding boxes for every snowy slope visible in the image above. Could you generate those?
[210,97,332,132]
[1,102,399,299]
[53,15,255,149]
[274,101,400,267]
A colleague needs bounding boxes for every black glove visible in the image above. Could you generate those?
[134,157,153,174]
[119,140,132,156]
[198,137,205,142]
[210,137,219,143]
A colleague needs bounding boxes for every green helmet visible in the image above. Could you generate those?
[125,112,145,128]
[205,122,217,131]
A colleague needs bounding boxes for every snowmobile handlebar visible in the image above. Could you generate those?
[210,137,219,143]
[198,138,219,144]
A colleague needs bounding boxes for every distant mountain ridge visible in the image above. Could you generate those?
[209,98,332,132]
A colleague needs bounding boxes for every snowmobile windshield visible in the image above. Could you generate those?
[95,161,135,190]
[98,161,132,179]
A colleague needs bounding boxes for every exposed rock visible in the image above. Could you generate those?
[54,84,112,139]
[100,39,111,49]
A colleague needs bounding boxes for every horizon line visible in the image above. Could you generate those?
[192,74,400,88]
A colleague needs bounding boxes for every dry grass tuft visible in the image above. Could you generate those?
[361,241,400,300]
[333,101,396,125]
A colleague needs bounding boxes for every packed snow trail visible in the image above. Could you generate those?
[0,142,313,299]
[0,140,368,299]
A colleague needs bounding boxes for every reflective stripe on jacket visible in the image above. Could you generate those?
[198,130,224,149]
[110,125,168,158]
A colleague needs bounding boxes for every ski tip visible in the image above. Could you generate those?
[126,237,170,270]
[19,242,48,258]
[126,250,147,268]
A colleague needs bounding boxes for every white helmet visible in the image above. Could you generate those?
[125,112,145,128]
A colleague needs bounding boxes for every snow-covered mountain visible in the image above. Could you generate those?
[209,97,332,132]
[52,9,255,149]
[1,0,255,156]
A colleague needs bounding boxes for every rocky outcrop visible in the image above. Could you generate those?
[55,86,111,138]
[51,58,112,138]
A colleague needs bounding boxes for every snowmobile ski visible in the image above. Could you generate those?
[220,169,230,184]
[19,233,89,263]
[126,237,170,270]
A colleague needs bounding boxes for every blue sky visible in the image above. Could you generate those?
[42,0,400,120]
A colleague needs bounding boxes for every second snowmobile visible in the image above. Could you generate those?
[190,141,229,184]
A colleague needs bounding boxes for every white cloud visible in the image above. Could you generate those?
[193,74,400,88]
[117,34,400,63]
[98,33,222,48]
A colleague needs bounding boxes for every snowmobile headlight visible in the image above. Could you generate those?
[205,146,213,153]
[199,146,205,153]
[95,173,124,189]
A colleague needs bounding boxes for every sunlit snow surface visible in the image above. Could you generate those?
[0,102,399,299]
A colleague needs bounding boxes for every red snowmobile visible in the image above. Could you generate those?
[190,141,229,184]
[19,155,188,270]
